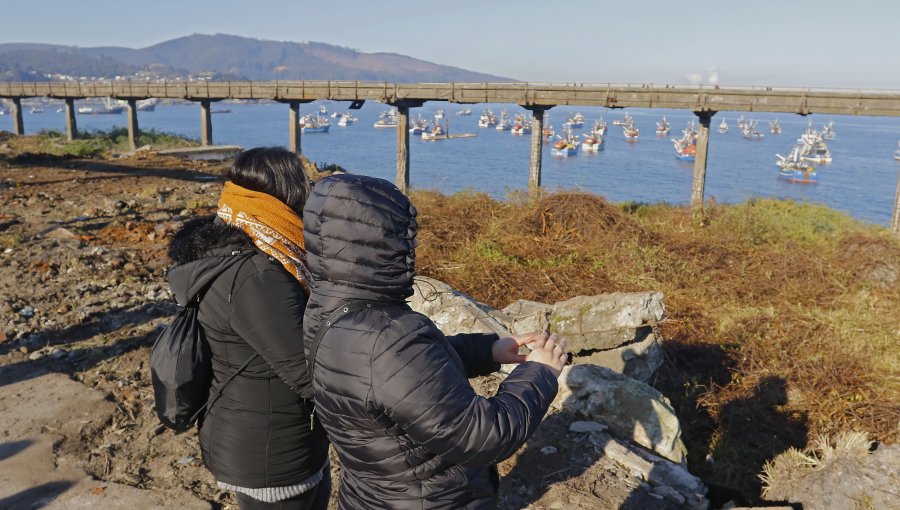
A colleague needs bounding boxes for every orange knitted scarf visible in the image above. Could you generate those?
[217,181,311,294]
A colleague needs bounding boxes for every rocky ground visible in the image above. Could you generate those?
[0,149,691,509]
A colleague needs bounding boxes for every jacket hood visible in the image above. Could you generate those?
[303,174,417,301]
[167,218,255,306]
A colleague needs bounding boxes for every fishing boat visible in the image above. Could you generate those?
[563,112,585,129]
[770,119,782,134]
[742,120,765,140]
[580,133,604,152]
[421,121,446,140]
[318,105,329,117]
[736,115,747,130]
[592,118,607,137]
[623,124,639,142]
[478,109,497,128]
[718,118,728,133]
[656,117,670,135]
[612,113,633,127]
[434,109,445,120]
[374,108,399,128]
[300,114,330,133]
[495,110,512,131]
[542,124,554,141]
[456,107,472,116]
[551,129,580,156]
[338,112,357,127]
[510,115,532,135]
[894,141,900,161]
[137,98,159,112]
[777,144,817,183]
[408,115,428,135]
[78,98,126,115]
[822,121,836,140]
[211,108,232,114]
[330,111,342,119]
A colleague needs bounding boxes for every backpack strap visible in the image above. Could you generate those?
[188,352,259,425]
[308,300,392,383]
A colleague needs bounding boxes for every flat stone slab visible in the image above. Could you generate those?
[156,145,242,160]
[0,363,210,510]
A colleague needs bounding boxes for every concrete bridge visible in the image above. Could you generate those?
[3,80,900,232]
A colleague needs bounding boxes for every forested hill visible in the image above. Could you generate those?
[0,33,512,83]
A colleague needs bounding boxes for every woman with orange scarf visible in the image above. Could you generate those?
[167,147,329,509]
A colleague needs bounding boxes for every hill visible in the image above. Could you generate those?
[0,33,513,82]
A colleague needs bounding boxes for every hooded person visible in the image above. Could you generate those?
[167,147,330,510]
[302,173,568,509]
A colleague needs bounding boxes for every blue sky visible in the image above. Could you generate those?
[4,0,898,89]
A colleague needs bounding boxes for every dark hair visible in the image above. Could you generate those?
[227,147,310,214]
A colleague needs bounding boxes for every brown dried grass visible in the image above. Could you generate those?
[411,190,900,500]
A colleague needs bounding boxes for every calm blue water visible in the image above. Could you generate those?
[5,100,900,226]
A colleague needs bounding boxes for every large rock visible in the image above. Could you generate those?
[762,432,900,510]
[409,277,664,382]
[409,277,512,336]
[554,364,688,465]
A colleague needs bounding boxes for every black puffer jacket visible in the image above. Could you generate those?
[302,175,559,509]
[168,218,328,489]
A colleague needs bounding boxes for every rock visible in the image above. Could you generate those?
[28,351,44,361]
[540,446,558,455]
[43,227,78,240]
[575,329,663,383]
[554,365,687,464]
[503,299,553,333]
[544,292,664,352]
[19,306,34,318]
[762,432,900,510]
[408,276,512,336]
[569,420,608,434]
[595,431,708,510]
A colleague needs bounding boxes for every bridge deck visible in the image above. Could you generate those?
[2,81,900,116]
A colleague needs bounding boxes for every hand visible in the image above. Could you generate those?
[492,331,549,364]
[525,333,568,378]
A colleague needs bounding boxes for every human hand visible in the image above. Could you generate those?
[492,331,549,364]
[525,333,568,378]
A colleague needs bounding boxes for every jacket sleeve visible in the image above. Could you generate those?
[372,314,558,467]
[446,332,501,378]
[230,266,313,398]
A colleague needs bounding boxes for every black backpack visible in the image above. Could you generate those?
[151,254,257,431]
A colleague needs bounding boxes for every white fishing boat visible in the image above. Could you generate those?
[421,121,446,140]
[580,133,604,152]
[78,98,126,115]
[434,109,444,120]
[408,115,428,135]
[623,124,639,142]
[612,112,633,127]
[822,121,836,140]
[495,110,512,131]
[777,143,817,183]
[718,118,728,133]
[563,112,585,129]
[300,114,330,133]
[656,116,670,135]
[478,109,497,128]
[742,120,765,140]
[456,107,472,116]
[373,108,399,128]
[592,118,607,137]
[337,112,357,127]
[551,129,580,156]
[770,119,782,134]
[137,98,159,112]
[894,141,900,161]
[29,105,44,114]
[510,115,532,135]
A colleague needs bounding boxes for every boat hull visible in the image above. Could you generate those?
[675,153,695,161]
[779,169,817,184]
[301,126,330,133]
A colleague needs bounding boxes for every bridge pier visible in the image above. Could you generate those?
[200,100,212,146]
[11,98,23,135]
[289,101,302,154]
[64,98,77,141]
[126,99,139,151]
[525,106,550,192]
[893,171,900,235]
[691,111,715,207]
[396,106,410,194]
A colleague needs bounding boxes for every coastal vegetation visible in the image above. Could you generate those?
[6,128,198,157]
[410,189,900,499]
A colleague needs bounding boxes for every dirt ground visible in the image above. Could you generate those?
[0,148,686,509]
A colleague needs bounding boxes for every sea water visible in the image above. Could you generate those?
[5,100,900,226]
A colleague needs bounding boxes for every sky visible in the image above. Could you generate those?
[2,0,898,89]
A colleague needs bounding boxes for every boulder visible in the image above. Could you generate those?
[409,277,512,336]
[554,364,688,465]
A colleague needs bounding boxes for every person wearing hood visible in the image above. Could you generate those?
[302,174,568,509]
[167,147,330,510]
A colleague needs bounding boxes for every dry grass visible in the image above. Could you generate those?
[410,190,900,501]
